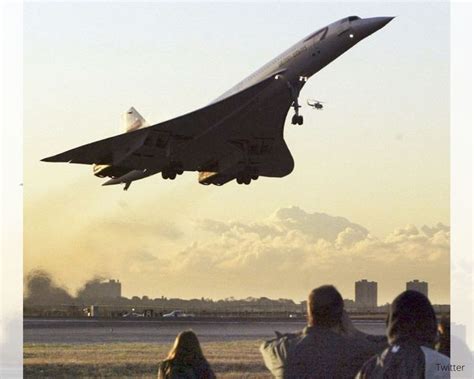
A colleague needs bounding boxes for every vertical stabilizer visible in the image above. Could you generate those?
[123,107,147,133]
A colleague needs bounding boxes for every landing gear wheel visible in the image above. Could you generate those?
[174,162,184,175]
[292,114,304,125]
[291,114,299,125]
[162,162,183,180]
[237,168,257,184]
[162,170,177,180]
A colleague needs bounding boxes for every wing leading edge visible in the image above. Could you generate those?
[42,69,296,187]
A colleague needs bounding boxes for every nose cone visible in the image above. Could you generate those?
[354,16,394,39]
[370,16,395,28]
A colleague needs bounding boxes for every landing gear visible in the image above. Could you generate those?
[123,182,131,191]
[287,79,305,126]
[161,162,184,180]
[236,168,258,185]
[291,114,303,125]
[162,170,176,180]
[236,174,251,185]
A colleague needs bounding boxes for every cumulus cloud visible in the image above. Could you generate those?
[167,207,450,302]
[197,206,369,242]
[421,223,450,237]
[25,204,449,303]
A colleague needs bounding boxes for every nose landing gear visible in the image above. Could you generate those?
[291,112,304,125]
[288,78,306,126]
[290,96,303,125]
[276,73,306,126]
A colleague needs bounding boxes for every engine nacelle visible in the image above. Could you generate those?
[93,164,131,178]
[198,171,233,186]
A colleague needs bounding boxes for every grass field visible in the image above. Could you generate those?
[24,341,272,378]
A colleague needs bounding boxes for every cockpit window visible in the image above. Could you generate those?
[348,16,360,22]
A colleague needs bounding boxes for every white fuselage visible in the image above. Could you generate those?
[214,16,392,103]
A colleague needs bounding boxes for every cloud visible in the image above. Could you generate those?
[25,205,450,303]
[197,206,369,241]
[421,223,450,237]
[166,207,449,302]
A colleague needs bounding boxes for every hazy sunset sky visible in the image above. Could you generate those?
[24,2,450,304]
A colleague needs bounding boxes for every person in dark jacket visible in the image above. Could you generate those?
[260,285,386,378]
[356,290,450,379]
[157,330,216,379]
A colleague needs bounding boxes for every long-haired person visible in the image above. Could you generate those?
[158,330,216,379]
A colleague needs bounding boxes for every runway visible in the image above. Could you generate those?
[24,318,386,344]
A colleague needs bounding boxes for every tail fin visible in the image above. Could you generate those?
[123,107,148,133]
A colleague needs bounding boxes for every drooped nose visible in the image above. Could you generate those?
[370,16,395,29]
[354,16,394,39]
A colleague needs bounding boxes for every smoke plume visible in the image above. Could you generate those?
[24,270,74,305]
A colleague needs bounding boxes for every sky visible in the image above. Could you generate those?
[23,2,450,304]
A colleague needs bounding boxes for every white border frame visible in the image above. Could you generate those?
[1,1,473,376]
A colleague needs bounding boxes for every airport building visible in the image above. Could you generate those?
[355,279,378,308]
[81,279,122,299]
[406,280,428,298]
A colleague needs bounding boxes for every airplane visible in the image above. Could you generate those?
[42,16,393,190]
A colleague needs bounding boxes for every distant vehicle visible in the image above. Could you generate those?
[163,310,195,318]
[42,16,393,190]
[307,99,325,110]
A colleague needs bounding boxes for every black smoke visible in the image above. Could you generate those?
[76,276,106,299]
[24,270,74,305]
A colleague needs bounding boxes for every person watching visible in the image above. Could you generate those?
[356,290,450,378]
[260,285,386,378]
[158,330,216,379]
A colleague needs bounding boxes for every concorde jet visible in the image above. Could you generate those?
[43,16,393,190]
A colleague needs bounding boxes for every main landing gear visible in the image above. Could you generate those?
[161,162,184,180]
[236,168,259,185]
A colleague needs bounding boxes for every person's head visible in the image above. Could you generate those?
[166,330,206,365]
[307,285,344,328]
[387,290,437,347]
